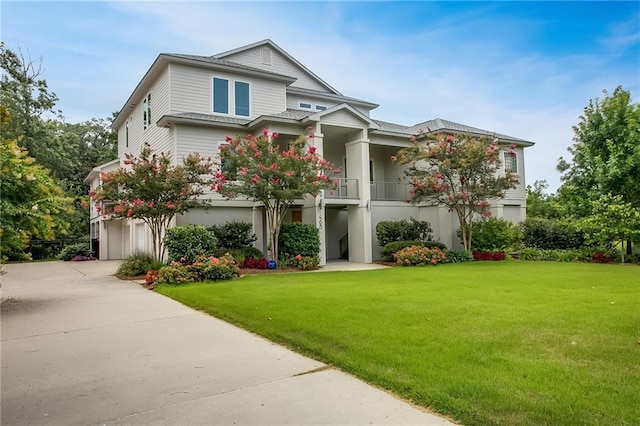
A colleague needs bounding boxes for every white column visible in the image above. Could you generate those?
[345,136,372,263]
[302,127,327,265]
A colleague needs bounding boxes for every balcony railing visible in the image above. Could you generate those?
[370,181,413,201]
[325,178,359,199]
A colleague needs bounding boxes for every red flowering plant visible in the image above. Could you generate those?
[211,128,340,262]
[394,245,447,266]
[393,132,519,251]
[90,144,213,262]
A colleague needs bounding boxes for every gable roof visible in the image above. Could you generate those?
[304,103,380,129]
[213,39,343,96]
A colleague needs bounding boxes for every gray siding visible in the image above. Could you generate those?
[118,67,172,160]
[174,126,230,161]
[170,63,287,118]
[321,110,366,128]
[223,47,329,92]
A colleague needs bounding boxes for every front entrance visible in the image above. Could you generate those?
[325,206,349,260]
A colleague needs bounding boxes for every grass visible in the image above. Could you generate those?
[156,262,640,425]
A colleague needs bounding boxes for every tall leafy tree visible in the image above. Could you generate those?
[526,180,564,219]
[393,132,518,251]
[557,86,640,252]
[211,129,340,262]
[90,145,213,262]
[0,107,70,260]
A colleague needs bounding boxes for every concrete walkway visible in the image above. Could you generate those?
[1,261,454,425]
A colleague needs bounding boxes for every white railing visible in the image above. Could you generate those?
[325,178,359,199]
[370,182,413,201]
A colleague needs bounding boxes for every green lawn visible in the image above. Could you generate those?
[157,262,640,425]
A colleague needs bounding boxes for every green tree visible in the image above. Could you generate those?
[0,107,70,260]
[393,132,518,251]
[526,180,564,219]
[579,195,640,262]
[557,86,640,253]
[90,144,213,262]
[211,129,340,262]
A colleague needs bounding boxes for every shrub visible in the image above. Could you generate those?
[209,221,256,249]
[592,252,613,263]
[156,262,193,285]
[243,257,268,269]
[59,242,93,261]
[445,250,474,263]
[472,251,506,261]
[118,253,157,276]
[381,240,447,262]
[187,253,239,281]
[463,218,521,251]
[376,218,433,248]
[521,218,585,250]
[145,270,160,286]
[279,223,320,259]
[519,248,590,262]
[71,255,96,262]
[287,254,319,270]
[164,225,217,264]
[242,247,264,260]
[394,245,447,266]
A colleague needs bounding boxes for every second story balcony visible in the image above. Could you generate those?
[370,181,412,202]
[325,178,359,199]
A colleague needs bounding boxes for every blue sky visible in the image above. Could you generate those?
[3,1,639,192]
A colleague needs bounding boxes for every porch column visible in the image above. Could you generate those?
[302,126,327,265]
[345,136,372,263]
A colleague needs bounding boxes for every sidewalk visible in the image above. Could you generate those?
[1,260,454,425]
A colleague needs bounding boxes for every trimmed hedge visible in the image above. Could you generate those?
[376,218,433,248]
[278,223,320,259]
[209,221,256,249]
[164,225,217,264]
[521,218,585,250]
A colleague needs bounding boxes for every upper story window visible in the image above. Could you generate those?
[316,105,327,111]
[213,77,250,117]
[125,118,130,147]
[299,102,312,109]
[143,93,151,130]
[504,151,518,173]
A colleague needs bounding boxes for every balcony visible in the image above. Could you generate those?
[370,181,412,202]
[325,178,359,199]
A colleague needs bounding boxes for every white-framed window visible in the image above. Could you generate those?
[299,102,312,109]
[213,77,250,117]
[316,105,327,111]
[125,118,131,147]
[504,151,518,173]
[142,93,151,130]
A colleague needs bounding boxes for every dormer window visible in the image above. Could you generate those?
[213,77,250,117]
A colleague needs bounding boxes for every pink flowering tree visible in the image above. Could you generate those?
[393,132,518,251]
[211,128,340,262]
[90,144,213,262]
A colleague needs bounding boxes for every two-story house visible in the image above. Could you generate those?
[88,39,534,264]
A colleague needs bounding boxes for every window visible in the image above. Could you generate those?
[143,93,151,130]
[299,102,312,109]
[235,81,250,116]
[213,78,229,114]
[504,151,518,173]
[316,105,327,111]
[213,77,250,117]
[369,160,374,183]
[125,119,130,147]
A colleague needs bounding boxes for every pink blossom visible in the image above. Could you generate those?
[127,209,133,217]
[270,163,278,170]
[272,132,279,139]
[251,175,260,184]
[96,206,102,213]
[167,202,175,209]
[262,128,269,136]
[149,201,155,207]
[436,173,442,179]
[308,146,317,154]
[295,254,302,261]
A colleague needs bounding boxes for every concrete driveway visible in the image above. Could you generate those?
[1,261,453,425]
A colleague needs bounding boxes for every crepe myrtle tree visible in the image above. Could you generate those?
[90,144,213,262]
[211,128,340,262]
[393,131,518,251]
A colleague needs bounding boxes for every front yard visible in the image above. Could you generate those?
[157,262,640,425]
